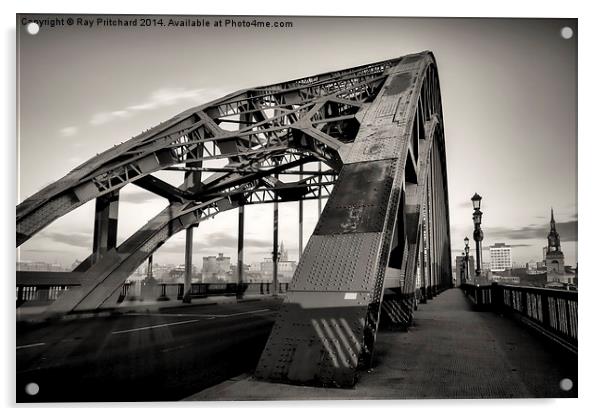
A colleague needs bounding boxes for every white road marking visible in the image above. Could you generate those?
[17,309,274,350]
[16,342,46,350]
[111,319,200,335]
[125,308,272,319]
[215,309,271,317]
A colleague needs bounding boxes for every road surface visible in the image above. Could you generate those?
[16,298,282,402]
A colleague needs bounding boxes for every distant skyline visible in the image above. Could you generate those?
[17,15,577,268]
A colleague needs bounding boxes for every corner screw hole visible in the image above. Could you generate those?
[560,27,573,40]
[559,378,573,391]
[25,382,39,396]
[26,22,40,35]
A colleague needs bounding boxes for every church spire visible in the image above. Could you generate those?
[547,207,561,252]
[279,240,288,262]
[545,207,565,278]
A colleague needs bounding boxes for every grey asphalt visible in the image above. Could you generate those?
[16,297,282,402]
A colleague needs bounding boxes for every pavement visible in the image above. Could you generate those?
[187,288,577,400]
[16,297,283,402]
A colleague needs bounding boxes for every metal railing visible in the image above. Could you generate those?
[16,285,75,307]
[17,281,290,307]
[461,283,577,353]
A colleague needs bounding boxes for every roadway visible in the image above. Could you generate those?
[16,297,282,402]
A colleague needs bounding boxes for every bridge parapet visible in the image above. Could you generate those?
[461,283,577,354]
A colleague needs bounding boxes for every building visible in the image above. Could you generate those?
[259,241,298,283]
[545,208,569,284]
[152,263,175,281]
[16,261,66,272]
[71,259,82,270]
[526,260,539,271]
[202,253,231,281]
[489,274,520,284]
[489,243,513,272]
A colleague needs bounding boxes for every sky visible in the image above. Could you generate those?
[16,15,577,269]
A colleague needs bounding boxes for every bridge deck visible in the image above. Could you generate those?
[188,288,577,400]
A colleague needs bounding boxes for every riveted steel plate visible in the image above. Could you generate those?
[375,95,400,118]
[346,135,404,163]
[383,72,413,96]
[16,193,78,237]
[290,233,381,292]
[255,291,369,386]
[314,159,395,235]
[393,53,430,73]
[285,290,372,308]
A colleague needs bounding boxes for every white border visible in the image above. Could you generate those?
[2,1,599,414]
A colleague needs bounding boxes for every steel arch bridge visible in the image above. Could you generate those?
[16,51,452,387]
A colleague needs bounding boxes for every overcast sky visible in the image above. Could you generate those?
[16,15,577,269]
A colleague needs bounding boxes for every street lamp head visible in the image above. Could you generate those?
[472,209,482,226]
[471,193,482,210]
[464,236,469,246]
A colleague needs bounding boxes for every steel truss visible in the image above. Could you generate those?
[16,52,452,387]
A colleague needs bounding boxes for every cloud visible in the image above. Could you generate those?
[90,110,131,126]
[485,220,577,243]
[59,126,78,137]
[120,191,162,204]
[42,231,92,248]
[89,87,223,126]
[457,201,473,209]
[483,244,532,250]
[21,248,62,253]
[158,232,272,254]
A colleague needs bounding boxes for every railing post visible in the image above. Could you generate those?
[157,283,169,301]
[17,286,24,307]
[564,296,572,337]
[541,292,550,327]
[491,282,501,313]
[178,283,184,299]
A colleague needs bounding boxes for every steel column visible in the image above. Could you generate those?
[147,255,153,279]
[183,226,193,303]
[272,174,279,296]
[317,162,323,214]
[92,190,119,264]
[237,205,245,299]
[299,165,304,259]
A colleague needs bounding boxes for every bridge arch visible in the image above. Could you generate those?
[16,51,452,387]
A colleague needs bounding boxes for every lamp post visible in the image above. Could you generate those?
[471,193,484,277]
[464,236,470,283]
[271,247,281,296]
